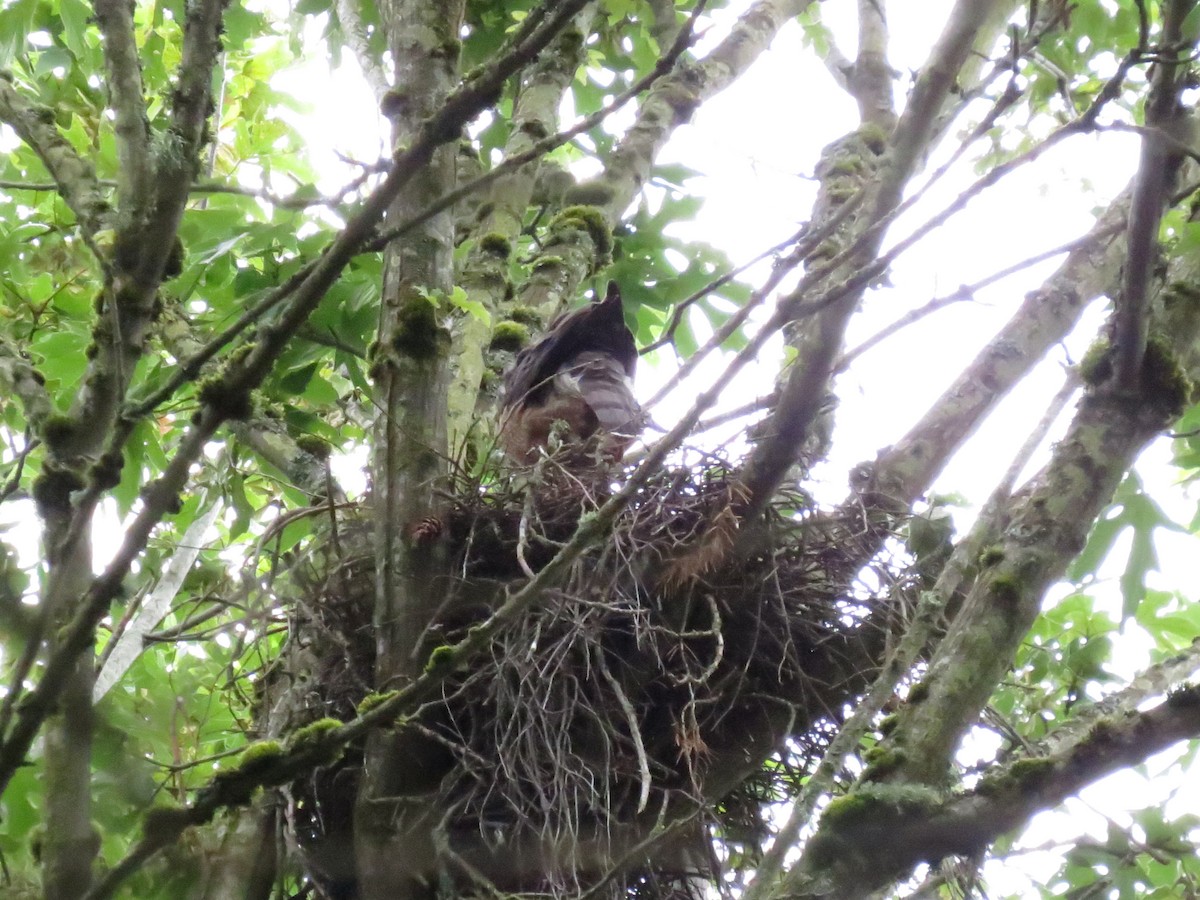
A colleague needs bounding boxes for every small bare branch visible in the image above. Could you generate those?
[640,224,811,356]
[837,221,1126,370]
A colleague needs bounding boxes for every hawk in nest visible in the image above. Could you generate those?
[499,281,642,466]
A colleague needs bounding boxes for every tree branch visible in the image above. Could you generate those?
[0,75,110,241]
[646,0,683,52]
[850,0,896,128]
[858,185,1129,513]
[870,287,1200,789]
[785,685,1200,899]
[741,590,946,900]
[1113,0,1195,389]
[93,0,153,212]
[877,396,1182,786]
[781,227,1200,894]
[122,36,697,430]
[127,0,229,289]
[1043,638,1200,757]
[810,4,855,95]
[0,176,369,209]
[733,0,1011,515]
[836,222,1125,370]
[335,0,392,102]
[447,3,597,446]
[884,0,1011,207]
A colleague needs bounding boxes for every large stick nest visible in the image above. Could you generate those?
[259,455,909,895]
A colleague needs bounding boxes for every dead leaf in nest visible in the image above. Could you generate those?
[674,709,711,767]
[660,481,749,593]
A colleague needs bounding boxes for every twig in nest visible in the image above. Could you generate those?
[674,701,711,771]
[517,488,537,579]
[593,643,650,815]
[665,593,724,688]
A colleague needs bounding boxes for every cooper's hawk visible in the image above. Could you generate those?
[499,282,642,465]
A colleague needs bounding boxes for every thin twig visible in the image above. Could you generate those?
[593,644,651,814]
[836,221,1126,370]
[640,223,810,355]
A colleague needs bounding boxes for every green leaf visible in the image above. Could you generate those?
[302,372,340,406]
[446,286,491,326]
[1120,518,1156,619]
[31,328,89,390]
[278,361,318,395]
[673,311,698,358]
[1068,508,1124,581]
[0,0,38,68]
[226,471,254,541]
[1068,474,1182,617]
[1182,4,1200,42]
[58,0,91,58]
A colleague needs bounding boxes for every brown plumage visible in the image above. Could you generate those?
[499,282,642,465]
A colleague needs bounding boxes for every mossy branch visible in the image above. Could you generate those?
[0,337,52,433]
[740,590,946,900]
[0,75,111,242]
[860,275,1200,794]
[773,239,1200,896]
[83,720,348,900]
[51,0,226,512]
[783,684,1200,899]
[447,7,594,444]
[878,383,1192,786]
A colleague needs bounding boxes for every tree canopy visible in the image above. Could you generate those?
[3,0,1200,898]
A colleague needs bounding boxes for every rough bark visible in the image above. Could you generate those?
[357,0,467,893]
